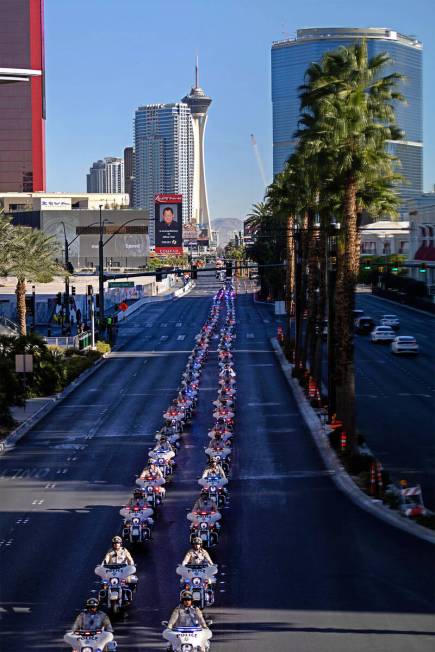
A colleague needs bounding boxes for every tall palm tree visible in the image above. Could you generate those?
[298,41,404,450]
[4,226,64,335]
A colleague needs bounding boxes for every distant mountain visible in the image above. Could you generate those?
[212,218,243,247]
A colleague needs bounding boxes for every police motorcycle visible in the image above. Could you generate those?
[158,423,182,448]
[208,425,233,445]
[198,475,228,509]
[162,624,213,652]
[120,492,153,543]
[64,630,117,652]
[148,443,176,478]
[176,563,218,609]
[95,563,137,614]
[187,507,221,548]
[204,446,231,475]
[136,471,166,508]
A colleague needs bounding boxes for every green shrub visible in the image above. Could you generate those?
[64,355,92,384]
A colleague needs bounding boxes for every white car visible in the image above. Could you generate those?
[371,326,395,343]
[380,314,400,330]
[391,336,419,354]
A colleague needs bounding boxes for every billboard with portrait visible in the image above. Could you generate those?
[154,194,183,255]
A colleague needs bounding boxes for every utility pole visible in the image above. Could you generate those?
[98,205,105,331]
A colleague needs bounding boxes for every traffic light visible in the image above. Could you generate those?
[225,261,233,278]
[363,264,371,270]
[419,263,427,273]
[191,264,198,280]
[391,265,399,272]
[71,286,76,296]
[25,295,35,315]
[87,285,93,296]
[156,268,163,282]
[56,292,62,305]
[66,261,74,274]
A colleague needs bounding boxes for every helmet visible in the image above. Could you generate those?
[180,590,193,601]
[193,537,203,546]
[85,597,99,609]
[212,456,220,463]
[112,535,122,544]
[160,435,167,442]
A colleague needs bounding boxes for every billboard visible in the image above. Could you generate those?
[154,194,183,255]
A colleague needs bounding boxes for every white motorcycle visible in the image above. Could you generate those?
[162,625,212,652]
[64,630,117,652]
[120,508,153,543]
[148,448,175,477]
[176,563,218,609]
[94,563,137,614]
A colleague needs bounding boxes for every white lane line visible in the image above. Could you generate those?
[246,333,254,338]
[176,322,182,327]
[160,322,168,327]
[263,319,270,323]
[12,607,31,613]
[160,335,168,341]
[177,334,186,341]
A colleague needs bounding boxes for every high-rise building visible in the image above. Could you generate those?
[0,0,46,192]
[134,103,193,243]
[272,28,423,196]
[182,62,212,237]
[86,157,124,194]
[124,146,135,204]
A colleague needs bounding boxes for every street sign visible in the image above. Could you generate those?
[108,281,134,288]
[15,354,33,373]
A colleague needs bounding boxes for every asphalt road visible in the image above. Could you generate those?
[0,278,434,652]
[250,283,435,511]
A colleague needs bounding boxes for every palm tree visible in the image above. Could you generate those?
[3,226,64,335]
[298,41,404,450]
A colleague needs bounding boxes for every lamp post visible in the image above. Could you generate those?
[97,211,151,333]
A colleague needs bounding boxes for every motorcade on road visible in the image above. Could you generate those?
[371,326,396,343]
[391,336,419,354]
[380,314,400,330]
[355,316,376,334]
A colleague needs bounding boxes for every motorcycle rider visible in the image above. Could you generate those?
[72,597,113,632]
[182,537,214,566]
[103,535,137,593]
[202,458,227,481]
[167,591,208,630]
[193,489,219,516]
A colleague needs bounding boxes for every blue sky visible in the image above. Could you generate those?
[45,0,435,220]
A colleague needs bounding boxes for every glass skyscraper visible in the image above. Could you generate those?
[134,103,193,243]
[271,28,423,196]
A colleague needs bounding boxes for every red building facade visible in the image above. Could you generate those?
[0,0,46,192]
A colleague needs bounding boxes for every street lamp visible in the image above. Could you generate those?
[97,207,151,331]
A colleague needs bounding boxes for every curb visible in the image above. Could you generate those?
[0,283,196,455]
[0,355,106,455]
[270,337,435,545]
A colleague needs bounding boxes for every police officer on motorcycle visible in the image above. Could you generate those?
[167,591,208,630]
[182,537,214,566]
[73,597,113,632]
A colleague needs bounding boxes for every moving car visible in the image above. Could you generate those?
[371,326,395,343]
[354,316,376,334]
[391,336,419,354]
[380,314,400,330]
[352,309,364,322]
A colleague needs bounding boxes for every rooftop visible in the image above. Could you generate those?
[272,27,422,49]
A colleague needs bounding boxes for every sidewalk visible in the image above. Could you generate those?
[9,397,55,425]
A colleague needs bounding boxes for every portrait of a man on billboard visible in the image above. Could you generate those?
[154,194,183,254]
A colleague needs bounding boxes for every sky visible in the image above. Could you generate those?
[45,0,435,221]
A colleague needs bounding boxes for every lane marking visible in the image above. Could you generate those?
[246,333,255,339]
[160,335,168,341]
[177,334,186,341]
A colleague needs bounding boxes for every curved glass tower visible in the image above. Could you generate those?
[271,28,423,196]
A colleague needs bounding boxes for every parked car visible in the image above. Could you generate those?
[371,326,396,343]
[354,316,376,334]
[391,336,419,354]
[380,314,400,330]
[321,319,328,341]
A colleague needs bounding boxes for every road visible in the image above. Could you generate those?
[0,278,434,652]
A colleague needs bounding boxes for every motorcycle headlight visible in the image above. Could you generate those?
[132,517,140,525]
[200,522,208,529]
[181,645,193,652]
[147,486,154,493]
[82,647,93,652]
[159,458,164,464]
[192,577,201,587]
[110,577,119,586]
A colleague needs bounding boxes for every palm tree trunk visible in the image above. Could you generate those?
[312,220,327,391]
[16,277,27,336]
[335,178,359,453]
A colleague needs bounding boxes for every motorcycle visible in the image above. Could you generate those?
[64,629,117,652]
[198,477,228,508]
[121,507,153,543]
[176,563,218,609]
[95,563,137,614]
[162,624,212,652]
[188,515,220,548]
[148,448,175,477]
